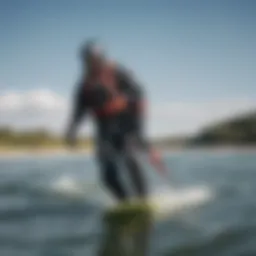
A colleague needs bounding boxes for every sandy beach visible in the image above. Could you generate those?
[0,147,93,159]
[0,145,256,159]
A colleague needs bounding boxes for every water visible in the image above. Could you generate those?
[0,150,255,256]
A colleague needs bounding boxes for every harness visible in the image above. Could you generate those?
[84,63,126,117]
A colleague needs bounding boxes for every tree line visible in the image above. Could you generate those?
[191,111,256,145]
[0,127,91,148]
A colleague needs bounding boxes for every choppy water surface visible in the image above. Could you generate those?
[0,150,255,256]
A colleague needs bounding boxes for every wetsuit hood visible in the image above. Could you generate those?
[80,40,105,63]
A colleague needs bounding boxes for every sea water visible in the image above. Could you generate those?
[0,149,255,255]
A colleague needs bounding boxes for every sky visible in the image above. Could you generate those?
[0,0,255,137]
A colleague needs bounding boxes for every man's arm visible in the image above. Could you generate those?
[117,67,166,173]
[116,67,149,149]
[66,84,87,146]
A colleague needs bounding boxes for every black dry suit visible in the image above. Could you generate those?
[67,63,150,201]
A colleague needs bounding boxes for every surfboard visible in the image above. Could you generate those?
[105,200,152,229]
[105,186,212,222]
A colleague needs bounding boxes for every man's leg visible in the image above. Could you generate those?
[123,135,148,198]
[116,112,148,199]
[97,141,128,201]
[126,155,147,198]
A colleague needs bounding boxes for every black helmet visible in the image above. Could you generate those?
[80,39,105,62]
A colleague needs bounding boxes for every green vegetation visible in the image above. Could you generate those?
[151,136,189,149]
[0,127,92,149]
[191,111,256,145]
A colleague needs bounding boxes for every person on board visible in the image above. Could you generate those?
[65,40,163,201]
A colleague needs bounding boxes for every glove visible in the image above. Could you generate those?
[149,148,166,174]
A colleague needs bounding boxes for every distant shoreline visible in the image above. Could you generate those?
[162,145,256,154]
[0,145,256,159]
[0,147,92,158]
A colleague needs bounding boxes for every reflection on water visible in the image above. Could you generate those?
[99,202,153,256]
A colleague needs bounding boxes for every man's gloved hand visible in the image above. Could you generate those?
[149,148,166,175]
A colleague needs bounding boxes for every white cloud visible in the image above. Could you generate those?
[0,89,69,133]
[0,89,66,112]
[0,89,255,137]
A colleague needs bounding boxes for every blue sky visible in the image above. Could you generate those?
[0,0,255,136]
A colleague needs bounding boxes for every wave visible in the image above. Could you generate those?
[48,175,99,200]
